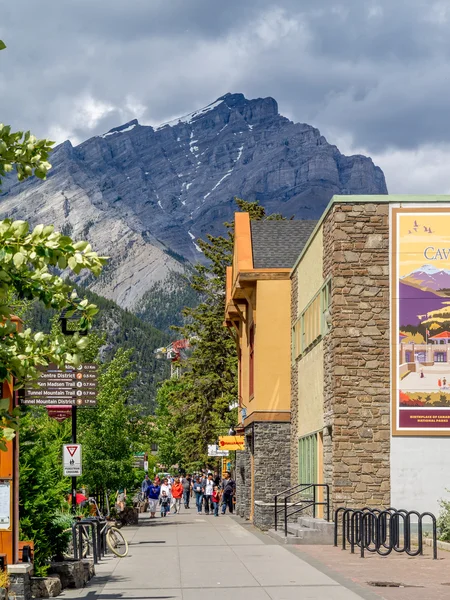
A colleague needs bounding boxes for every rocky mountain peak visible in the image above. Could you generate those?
[0,93,387,310]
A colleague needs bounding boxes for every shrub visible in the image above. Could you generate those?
[437,494,450,541]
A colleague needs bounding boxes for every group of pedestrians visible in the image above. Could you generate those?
[141,471,235,518]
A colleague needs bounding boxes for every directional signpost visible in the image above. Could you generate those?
[208,444,229,457]
[21,363,98,407]
[63,444,82,476]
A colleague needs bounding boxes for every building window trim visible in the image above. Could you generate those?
[249,323,255,399]
[292,278,332,360]
[298,433,318,485]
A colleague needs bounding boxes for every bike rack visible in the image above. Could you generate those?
[72,520,99,564]
[334,507,438,560]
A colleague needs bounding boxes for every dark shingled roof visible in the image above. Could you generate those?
[250,220,318,269]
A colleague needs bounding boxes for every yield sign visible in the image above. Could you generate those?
[63,444,82,476]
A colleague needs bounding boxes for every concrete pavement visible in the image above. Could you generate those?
[61,511,378,600]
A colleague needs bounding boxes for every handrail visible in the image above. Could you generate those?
[274,483,330,534]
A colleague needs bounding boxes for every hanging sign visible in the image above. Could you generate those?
[218,435,245,451]
[63,444,82,476]
[208,444,229,457]
[22,363,98,407]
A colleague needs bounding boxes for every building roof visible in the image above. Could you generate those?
[250,220,318,269]
[430,331,450,339]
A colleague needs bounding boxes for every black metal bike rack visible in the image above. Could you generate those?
[72,520,99,564]
[334,507,438,560]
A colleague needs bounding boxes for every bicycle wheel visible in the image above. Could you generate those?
[106,526,129,557]
[63,528,89,559]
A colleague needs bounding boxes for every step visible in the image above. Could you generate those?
[298,516,335,535]
[288,522,334,545]
[267,528,300,545]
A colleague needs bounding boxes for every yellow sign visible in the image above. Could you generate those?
[218,435,245,451]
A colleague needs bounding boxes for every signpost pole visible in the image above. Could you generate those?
[71,405,77,515]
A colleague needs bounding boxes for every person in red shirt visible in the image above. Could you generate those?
[171,478,183,514]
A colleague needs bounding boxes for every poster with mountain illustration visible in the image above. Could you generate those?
[393,207,450,435]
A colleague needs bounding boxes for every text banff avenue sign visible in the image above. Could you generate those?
[21,363,98,407]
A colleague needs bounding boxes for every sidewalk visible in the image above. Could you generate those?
[60,511,377,600]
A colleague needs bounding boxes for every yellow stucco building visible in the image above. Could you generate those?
[225,211,316,528]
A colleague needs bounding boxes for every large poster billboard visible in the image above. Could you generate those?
[393,207,450,435]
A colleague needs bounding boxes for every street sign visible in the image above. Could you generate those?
[133,453,145,469]
[46,406,72,422]
[208,444,229,457]
[63,444,82,476]
[218,435,245,451]
[22,363,98,407]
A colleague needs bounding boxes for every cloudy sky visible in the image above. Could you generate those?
[1,0,450,193]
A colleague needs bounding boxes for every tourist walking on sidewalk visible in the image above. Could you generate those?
[221,471,235,514]
[159,491,170,517]
[171,477,183,513]
[193,476,204,514]
[160,478,172,512]
[212,485,221,517]
[203,473,214,514]
[182,474,191,509]
[147,481,160,519]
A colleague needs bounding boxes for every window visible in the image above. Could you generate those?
[298,434,317,484]
[294,279,332,358]
[249,324,255,398]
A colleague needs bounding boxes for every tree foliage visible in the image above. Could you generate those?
[78,348,140,492]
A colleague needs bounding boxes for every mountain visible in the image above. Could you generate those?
[402,265,450,293]
[399,281,447,326]
[0,92,387,311]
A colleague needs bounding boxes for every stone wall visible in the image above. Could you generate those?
[290,269,299,485]
[323,202,390,511]
[236,445,251,520]
[253,422,291,502]
[253,421,291,530]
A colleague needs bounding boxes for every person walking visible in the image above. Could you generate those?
[212,485,221,517]
[159,491,170,517]
[193,476,204,514]
[203,473,214,515]
[147,480,161,519]
[171,477,183,513]
[221,471,235,515]
[160,478,172,512]
[182,474,191,509]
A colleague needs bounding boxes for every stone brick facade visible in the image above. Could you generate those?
[236,421,291,529]
[236,446,251,520]
[323,202,390,511]
[290,269,299,485]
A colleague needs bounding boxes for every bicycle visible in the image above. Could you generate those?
[89,496,129,558]
[64,496,129,559]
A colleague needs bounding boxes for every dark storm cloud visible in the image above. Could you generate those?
[1,0,450,160]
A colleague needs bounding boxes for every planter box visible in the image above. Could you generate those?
[30,576,61,598]
[48,562,84,590]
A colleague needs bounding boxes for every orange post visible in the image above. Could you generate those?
[0,376,17,565]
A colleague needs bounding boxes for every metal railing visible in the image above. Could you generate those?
[334,507,437,559]
[274,483,330,536]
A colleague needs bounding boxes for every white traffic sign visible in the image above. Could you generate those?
[63,444,82,476]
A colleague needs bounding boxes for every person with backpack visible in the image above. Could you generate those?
[193,476,204,514]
